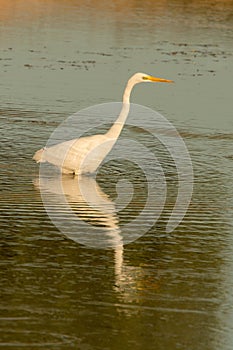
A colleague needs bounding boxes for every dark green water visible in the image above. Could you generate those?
[1,1,233,349]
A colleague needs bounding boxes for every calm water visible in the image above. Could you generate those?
[1,0,233,349]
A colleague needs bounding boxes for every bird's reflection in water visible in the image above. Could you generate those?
[34,173,149,302]
[34,174,122,245]
[34,175,157,302]
[34,174,124,286]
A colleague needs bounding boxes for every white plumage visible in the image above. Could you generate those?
[33,72,173,175]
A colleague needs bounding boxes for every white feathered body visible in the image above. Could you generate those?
[33,134,116,175]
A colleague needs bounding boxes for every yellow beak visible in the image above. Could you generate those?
[148,76,174,83]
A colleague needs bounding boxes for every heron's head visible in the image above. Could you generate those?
[130,72,174,85]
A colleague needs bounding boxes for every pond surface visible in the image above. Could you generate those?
[1,0,233,349]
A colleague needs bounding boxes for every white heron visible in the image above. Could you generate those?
[33,72,173,175]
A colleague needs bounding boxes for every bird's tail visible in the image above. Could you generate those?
[33,147,46,163]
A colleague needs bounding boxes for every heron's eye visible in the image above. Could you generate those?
[142,76,149,80]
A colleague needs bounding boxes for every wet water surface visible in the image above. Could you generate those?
[1,1,233,349]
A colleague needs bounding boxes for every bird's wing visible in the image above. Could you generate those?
[42,139,80,169]
[62,134,115,173]
[35,131,117,174]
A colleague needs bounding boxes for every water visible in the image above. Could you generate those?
[1,0,233,349]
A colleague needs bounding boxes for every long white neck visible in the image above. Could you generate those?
[106,78,136,139]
